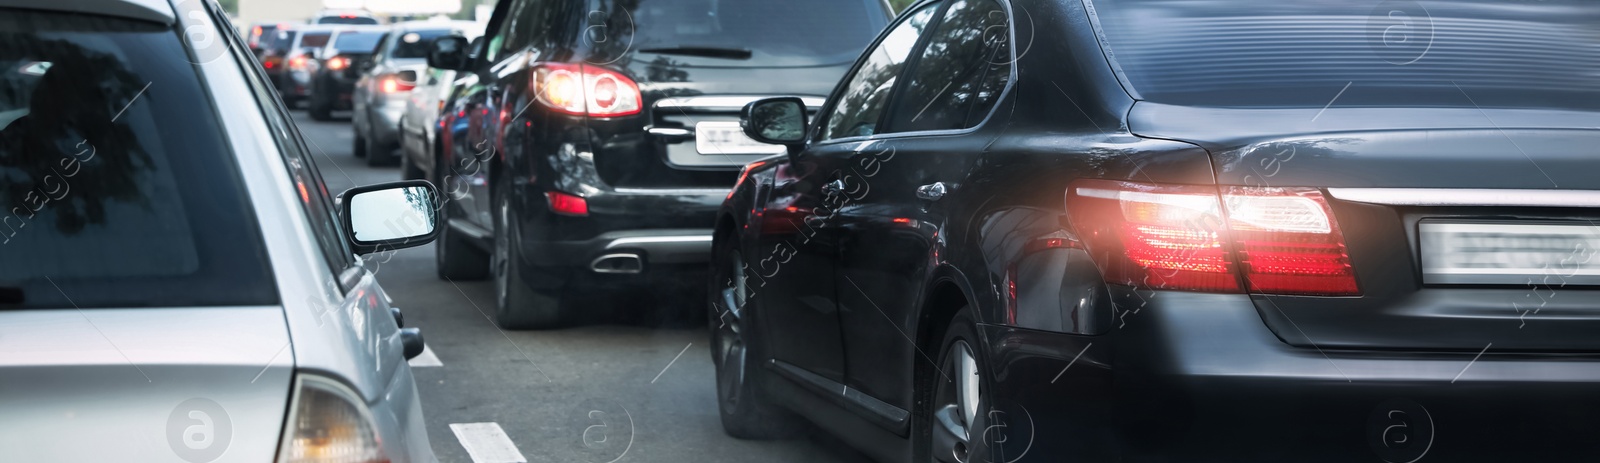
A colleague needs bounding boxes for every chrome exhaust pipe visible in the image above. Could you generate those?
[590,253,644,274]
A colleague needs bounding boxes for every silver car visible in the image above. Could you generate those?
[353,21,482,167]
[0,0,440,461]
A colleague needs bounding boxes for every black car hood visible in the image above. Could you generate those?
[1127,101,1600,189]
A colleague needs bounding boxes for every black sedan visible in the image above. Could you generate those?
[712,0,1600,462]
[307,27,384,120]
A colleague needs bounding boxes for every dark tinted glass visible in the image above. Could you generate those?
[1092,0,1600,110]
[887,0,1010,133]
[317,16,380,25]
[0,11,277,309]
[590,0,890,67]
[267,30,299,53]
[823,4,939,140]
[332,31,382,52]
[299,32,331,50]
[392,29,455,59]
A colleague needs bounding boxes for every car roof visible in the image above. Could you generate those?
[0,0,173,24]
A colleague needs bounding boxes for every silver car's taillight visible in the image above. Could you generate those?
[276,374,389,463]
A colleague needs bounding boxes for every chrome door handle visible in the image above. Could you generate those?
[821,179,847,195]
[916,182,947,201]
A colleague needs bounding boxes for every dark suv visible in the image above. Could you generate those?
[424,0,892,328]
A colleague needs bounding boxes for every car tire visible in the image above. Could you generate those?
[916,307,994,463]
[710,237,804,439]
[353,130,368,158]
[492,182,565,329]
[435,203,490,281]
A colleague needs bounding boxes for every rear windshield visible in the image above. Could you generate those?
[332,31,382,52]
[594,0,888,67]
[1090,0,1600,110]
[0,11,277,309]
[391,29,455,59]
[299,32,331,50]
[316,16,380,25]
[267,30,299,52]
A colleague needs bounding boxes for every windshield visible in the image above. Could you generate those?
[391,29,455,59]
[1090,0,1600,110]
[0,11,277,309]
[298,32,331,50]
[591,0,888,67]
[332,31,382,53]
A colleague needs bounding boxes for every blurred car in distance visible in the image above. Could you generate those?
[245,21,288,57]
[278,25,336,107]
[425,0,893,328]
[312,9,380,25]
[0,0,439,461]
[308,26,386,120]
[258,25,299,90]
[398,32,482,180]
[354,20,482,167]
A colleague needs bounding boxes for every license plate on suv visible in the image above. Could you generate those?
[1420,221,1600,285]
[695,121,787,156]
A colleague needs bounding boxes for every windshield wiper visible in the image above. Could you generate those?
[637,46,753,60]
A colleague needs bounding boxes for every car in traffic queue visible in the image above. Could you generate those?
[422,0,893,328]
[355,20,482,167]
[312,8,381,25]
[0,0,442,461]
[397,33,482,182]
[307,26,386,120]
[277,25,336,108]
[245,21,288,58]
[713,0,1600,462]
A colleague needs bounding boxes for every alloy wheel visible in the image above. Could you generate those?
[715,249,749,410]
[932,340,982,463]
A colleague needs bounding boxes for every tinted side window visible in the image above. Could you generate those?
[491,0,536,62]
[886,0,1011,133]
[822,4,939,141]
[216,14,356,279]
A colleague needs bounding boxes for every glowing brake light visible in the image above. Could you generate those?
[530,63,641,117]
[379,74,416,93]
[546,191,589,216]
[1065,180,1358,296]
[326,56,349,71]
[289,56,308,70]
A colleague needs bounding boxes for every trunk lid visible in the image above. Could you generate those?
[0,307,293,461]
[1130,102,1600,352]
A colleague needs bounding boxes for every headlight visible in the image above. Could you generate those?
[277,374,389,463]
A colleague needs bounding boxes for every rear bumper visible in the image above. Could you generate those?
[367,102,406,146]
[984,290,1600,462]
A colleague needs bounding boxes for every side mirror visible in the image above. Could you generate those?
[339,180,441,255]
[741,97,808,160]
[426,35,471,71]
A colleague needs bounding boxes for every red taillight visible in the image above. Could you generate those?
[530,63,641,117]
[326,56,349,70]
[263,59,277,69]
[1065,180,1358,296]
[289,56,308,69]
[379,74,416,93]
[545,191,589,216]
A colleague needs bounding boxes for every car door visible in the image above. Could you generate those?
[834,0,1014,416]
[449,0,521,233]
[755,3,944,389]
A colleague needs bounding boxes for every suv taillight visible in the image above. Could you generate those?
[1065,180,1358,296]
[530,62,641,117]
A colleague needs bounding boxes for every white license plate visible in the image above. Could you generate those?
[695,121,787,156]
[1420,222,1600,285]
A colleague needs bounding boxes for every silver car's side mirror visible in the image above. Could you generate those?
[339,180,441,254]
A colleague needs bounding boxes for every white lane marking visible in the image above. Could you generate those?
[408,344,443,367]
[450,422,526,463]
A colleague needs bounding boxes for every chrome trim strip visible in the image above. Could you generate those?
[769,360,911,428]
[605,235,713,248]
[655,96,827,111]
[1327,188,1600,208]
[611,187,729,195]
[590,253,644,274]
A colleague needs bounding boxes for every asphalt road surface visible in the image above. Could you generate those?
[292,110,873,463]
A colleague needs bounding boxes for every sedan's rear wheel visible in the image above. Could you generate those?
[924,308,989,463]
[353,130,368,158]
[711,241,802,439]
